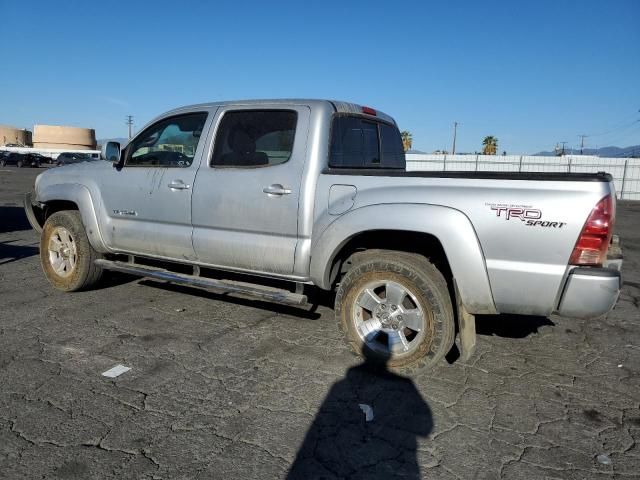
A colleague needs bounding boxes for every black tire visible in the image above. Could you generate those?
[40,211,104,291]
[335,250,455,371]
[16,160,23,168]
[0,160,5,167]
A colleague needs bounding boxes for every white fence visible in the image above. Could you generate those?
[406,154,640,200]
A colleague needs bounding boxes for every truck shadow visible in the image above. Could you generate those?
[0,241,39,265]
[446,314,555,364]
[0,206,32,233]
[475,314,555,338]
[287,348,433,479]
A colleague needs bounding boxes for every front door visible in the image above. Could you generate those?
[98,111,212,260]
[191,105,310,275]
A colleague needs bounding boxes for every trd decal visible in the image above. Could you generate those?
[490,206,541,221]
[486,203,566,228]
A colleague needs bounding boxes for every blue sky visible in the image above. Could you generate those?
[1,0,638,154]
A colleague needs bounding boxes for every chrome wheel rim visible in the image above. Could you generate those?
[47,227,77,277]
[352,280,428,358]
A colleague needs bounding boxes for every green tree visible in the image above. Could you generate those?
[482,136,498,155]
[401,131,413,152]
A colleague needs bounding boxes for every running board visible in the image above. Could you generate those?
[95,259,308,306]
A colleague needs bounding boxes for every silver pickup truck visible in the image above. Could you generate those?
[24,99,622,370]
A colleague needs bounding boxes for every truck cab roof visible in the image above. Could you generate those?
[161,99,397,125]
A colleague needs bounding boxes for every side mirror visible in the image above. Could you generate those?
[101,141,121,165]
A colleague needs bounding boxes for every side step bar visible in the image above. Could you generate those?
[95,259,308,306]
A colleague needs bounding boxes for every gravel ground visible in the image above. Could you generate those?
[1,166,639,479]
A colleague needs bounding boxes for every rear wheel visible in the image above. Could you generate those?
[16,159,23,168]
[40,211,104,291]
[0,160,5,167]
[335,251,455,371]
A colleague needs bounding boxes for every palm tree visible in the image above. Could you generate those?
[482,136,498,155]
[400,131,413,152]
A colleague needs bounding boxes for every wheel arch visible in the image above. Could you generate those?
[36,183,109,253]
[310,203,497,315]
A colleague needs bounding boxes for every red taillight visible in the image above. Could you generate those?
[569,195,614,266]
[362,106,377,116]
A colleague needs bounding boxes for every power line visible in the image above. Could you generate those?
[592,123,640,149]
[587,116,640,137]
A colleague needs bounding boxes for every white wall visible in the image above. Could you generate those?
[406,154,640,200]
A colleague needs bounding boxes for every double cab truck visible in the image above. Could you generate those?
[24,99,622,370]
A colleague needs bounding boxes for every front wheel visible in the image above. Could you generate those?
[0,159,5,167]
[335,251,455,371]
[40,210,104,291]
[16,160,23,168]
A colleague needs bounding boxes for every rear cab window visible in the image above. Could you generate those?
[329,115,405,169]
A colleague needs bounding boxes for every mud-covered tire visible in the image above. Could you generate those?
[40,211,103,291]
[335,250,455,371]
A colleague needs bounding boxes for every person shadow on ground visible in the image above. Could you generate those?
[287,348,433,479]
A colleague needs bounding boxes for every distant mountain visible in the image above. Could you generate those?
[534,145,640,158]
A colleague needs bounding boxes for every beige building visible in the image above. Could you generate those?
[0,125,32,146]
[33,124,96,150]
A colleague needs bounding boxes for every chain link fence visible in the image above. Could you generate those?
[406,154,640,200]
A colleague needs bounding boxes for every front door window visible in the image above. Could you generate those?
[125,113,207,168]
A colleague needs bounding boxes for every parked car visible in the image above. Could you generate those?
[0,152,42,168]
[55,152,94,166]
[29,153,51,166]
[24,99,623,371]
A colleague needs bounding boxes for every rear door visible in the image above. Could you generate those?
[191,105,310,274]
[98,111,212,259]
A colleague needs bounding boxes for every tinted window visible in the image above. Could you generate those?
[126,113,207,168]
[211,110,297,168]
[380,123,405,168]
[329,116,405,169]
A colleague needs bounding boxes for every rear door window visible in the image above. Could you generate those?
[211,110,297,168]
[329,116,405,169]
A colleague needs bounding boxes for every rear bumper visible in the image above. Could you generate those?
[557,266,621,319]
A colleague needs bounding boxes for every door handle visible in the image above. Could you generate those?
[263,184,292,196]
[168,180,190,190]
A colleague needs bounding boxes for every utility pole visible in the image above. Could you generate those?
[560,141,568,155]
[126,115,134,139]
[578,134,587,155]
[451,122,459,155]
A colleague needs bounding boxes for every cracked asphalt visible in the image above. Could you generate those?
[1,167,639,479]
